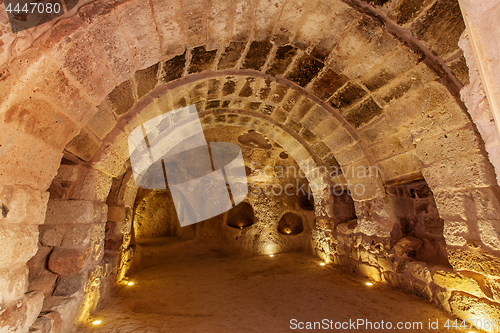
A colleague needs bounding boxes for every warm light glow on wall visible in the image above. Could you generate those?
[366,282,374,286]
[92,320,102,325]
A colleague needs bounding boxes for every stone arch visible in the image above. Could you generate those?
[2,0,500,330]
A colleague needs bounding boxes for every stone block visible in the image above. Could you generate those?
[242,41,273,71]
[0,124,62,191]
[39,225,67,247]
[42,297,80,333]
[116,0,162,69]
[53,273,85,297]
[387,0,435,25]
[10,56,97,126]
[86,103,118,141]
[310,4,359,61]
[369,137,405,161]
[323,126,356,153]
[359,116,397,144]
[28,268,59,299]
[410,0,464,57]
[254,0,284,40]
[344,97,383,129]
[61,224,94,247]
[362,47,419,92]
[416,128,482,165]
[69,168,113,202]
[2,96,80,150]
[87,15,136,82]
[422,153,497,191]
[159,52,186,83]
[54,165,79,183]
[206,0,232,49]
[292,2,332,49]
[343,30,399,79]
[301,106,330,132]
[335,144,365,166]
[286,54,324,87]
[151,0,185,56]
[0,265,28,303]
[65,127,101,162]
[61,30,116,104]
[267,45,298,76]
[374,62,438,106]
[281,90,302,114]
[0,186,49,225]
[377,256,394,271]
[188,46,217,74]
[343,159,384,200]
[360,250,378,267]
[311,117,341,140]
[91,146,127,178]
[179,0,207,46]
[471,187,500,220]
[289,98,314,122]
[478,220,500,251]
[0,225,38,269]
[19,291,45,332]
[27,316,52,333]
[377,150,421,182]
[330,82,367,110]
[271,0,305,45]
[106,80,136,116]
[48,247,91,276]
[407,102,471,142]
[218,42,246,70]
[44,200,107,225]
[448,55,469,86]
[443,220,469,246]
[108,206,126,223]
[325,19,374,74]
[385,82,454,129]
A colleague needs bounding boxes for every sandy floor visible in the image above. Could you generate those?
[77,253,468,333]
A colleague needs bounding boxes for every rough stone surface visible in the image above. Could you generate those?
[48,247,92,276]
[0,1,498,332]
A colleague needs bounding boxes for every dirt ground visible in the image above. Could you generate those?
[77,252,469,333]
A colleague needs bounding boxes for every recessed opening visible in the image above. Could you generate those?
[226,202,255,229]
[278,212,304,235]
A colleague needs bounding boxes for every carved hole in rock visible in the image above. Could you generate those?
[279,151,288,159]
[388,180,449,267]
[1,203,8,218]
[278,212,304,235]
[298,181,315,211]
[132,188,195,244]
[226,202,255,229]
[237,130,272,150]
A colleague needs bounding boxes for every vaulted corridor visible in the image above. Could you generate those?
[2,0,500,332]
